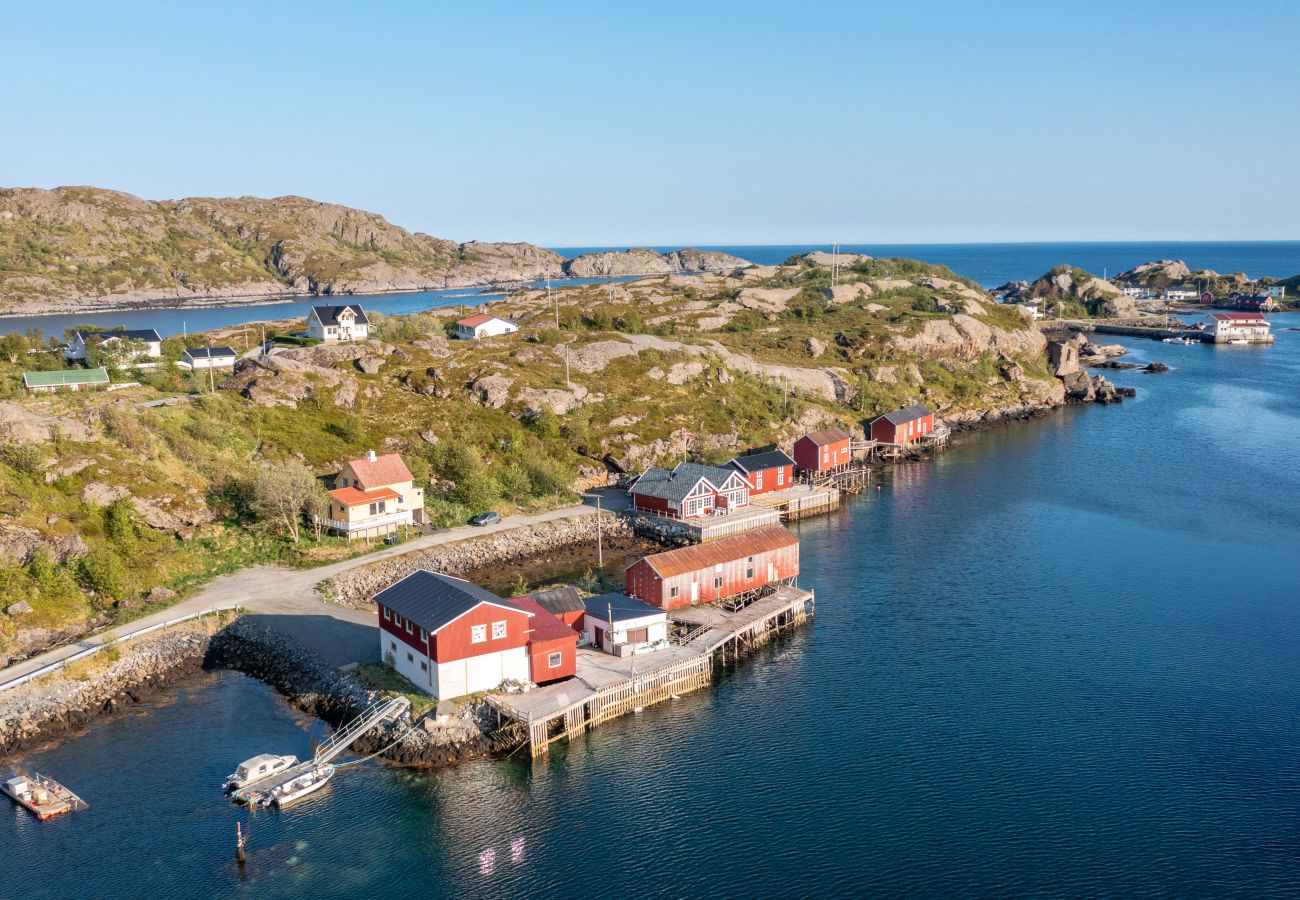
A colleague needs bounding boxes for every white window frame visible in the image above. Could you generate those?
[547,652,562,668]
[383,607,391,621]
[492,620,507,640]
[471,624,487,644]
[777,467,785,485]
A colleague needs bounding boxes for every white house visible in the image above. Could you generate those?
[1163,287,1199,302]
[455,313,518,340]
[1120,285,1152,300]
[177,346,238,370]
[307,305,370,342]
[581,593,669,657]
[1263,285,1286,300]
[65,329,162,364]
[1205,312,1272,344]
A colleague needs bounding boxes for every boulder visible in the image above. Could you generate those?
[1046,340,1080,376]
[1117,259,1191,285]
[1061,370,1095,403]
[806,337,827,358]
[5,600,33,616]
[355,355,384,375]
[468,373,514,408]
[1141,362,1170,374]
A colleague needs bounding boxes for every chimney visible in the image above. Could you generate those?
[366,450,377,463]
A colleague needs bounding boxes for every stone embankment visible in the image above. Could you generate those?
[324,513,637,607]
[0,623,215,756]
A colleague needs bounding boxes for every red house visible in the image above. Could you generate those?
[726,449,796,496]
[625,526,800,611]
[870,404,935,445]
[509,595,578,684]
[374,570,534,699]
[630,462,750,519]
[517,585,586,630]
[793,428,852,474]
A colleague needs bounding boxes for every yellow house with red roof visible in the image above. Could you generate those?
[319,450,425,540]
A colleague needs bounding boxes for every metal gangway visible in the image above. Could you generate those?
[312,696,410,764]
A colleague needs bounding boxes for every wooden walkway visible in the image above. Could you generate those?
[750,484,841,519]
[486,585,814,758]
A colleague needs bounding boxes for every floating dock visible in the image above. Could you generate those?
[486,585,814,758]
[2,773,87,820]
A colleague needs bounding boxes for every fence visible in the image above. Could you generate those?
[0,604,243,693]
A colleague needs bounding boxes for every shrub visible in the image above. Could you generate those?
[80,547,128,601]
[0,442,42,475]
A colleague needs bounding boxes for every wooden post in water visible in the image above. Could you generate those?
[236,822,247,864]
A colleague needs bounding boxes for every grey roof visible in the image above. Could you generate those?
[77,328,161,344]
[181,346,237,360]
[727,449,795,474]
[311,304,370,326]
[373,570,522,632]
[524,585,585,616]
[631,462,740,505]
[582,592,666,623]
[875,404,934,426]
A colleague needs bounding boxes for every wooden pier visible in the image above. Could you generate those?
[486,585,814,758]
[751,483,841,519]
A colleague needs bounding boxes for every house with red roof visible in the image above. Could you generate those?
[509,595,578,683]
[792,428,852,474]
[455,312,518,340]
[319,450,425,540]
[1205,312,1272,343]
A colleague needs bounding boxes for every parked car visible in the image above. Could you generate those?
[469,511,501,527]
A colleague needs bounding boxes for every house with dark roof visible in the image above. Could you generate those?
[307,304,370,342]
[177,346,238,370]
[517,585,586,628]
[373,570,533,697]
[792,427,852,473]
[726,449,795,496]
[626,526,800,611]
[869,404,935,445]
[66,329,162,364]
[629,461,750,519]
[580,592,669,655]
[510,595,578,683]
[455,312,518,340]
[320,450,425,539]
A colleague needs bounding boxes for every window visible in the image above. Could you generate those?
[777,467,785,485]
[417,627,425,641]
[406,651,414,663]
[669,586,679,598]
[471,624,487,643]
[548,652,562,668]
[746,567,754,579]
[406,620,413,635]
[390,640,396,652]
[492,621,507,639]
[369,500,386,515]
[626,627,649,644]
[754,471,763,489]
[714,576,724,589]
[420,661,428,671]
[383,607,391,621]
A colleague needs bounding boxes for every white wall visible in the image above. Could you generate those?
[381,632,435,694]
[435,647,529,699]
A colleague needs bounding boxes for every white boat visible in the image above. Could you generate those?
[1228,339,1248,345]
[224,753,298,792]
[266,764,334,808]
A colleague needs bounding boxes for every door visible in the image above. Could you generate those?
[690,581,699,604]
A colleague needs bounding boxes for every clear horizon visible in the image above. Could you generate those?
[5,1,1298,246]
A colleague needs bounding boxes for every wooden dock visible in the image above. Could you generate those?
[486,585,814,758]
[751,483,841,519]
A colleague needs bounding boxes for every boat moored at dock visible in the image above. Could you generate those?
[265,764,335,808]
[224,753,298,792]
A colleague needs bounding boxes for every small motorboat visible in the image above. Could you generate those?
[224,753,298,792]
[266,764,334,808]
[1228,339,1248,345]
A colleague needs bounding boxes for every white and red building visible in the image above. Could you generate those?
[792,428,852,474]
[320,450,425,540]
[726,449,795,496]
[581,592,669,656]
[374,570,534,698]
[629,462,750,519]
[1205,312,1272,344]
[455,313,518,340]
[870,404,936,445]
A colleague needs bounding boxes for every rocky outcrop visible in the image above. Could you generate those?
[0,186,567,313]
[1047,340,1080,376]
[562,248,749,278]
[888,314,1047,360]
[1116,259,1190,285]
[1028,265,1136,317]
[324,513,632,607]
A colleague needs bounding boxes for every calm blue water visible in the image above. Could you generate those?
[4,315,1300,897]
[6,242,1298,338]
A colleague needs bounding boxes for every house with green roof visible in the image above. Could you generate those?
[23,367,110,393]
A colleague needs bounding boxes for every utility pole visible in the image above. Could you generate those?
[208,352,215,393]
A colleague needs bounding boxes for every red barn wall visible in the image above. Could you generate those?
[433,605,531,664]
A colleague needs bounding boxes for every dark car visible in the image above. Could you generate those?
[469,511,501,527]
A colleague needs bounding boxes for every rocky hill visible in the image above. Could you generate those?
[1115,259,1191,286]
[0,186,748,314]
[1019,264,1136,317]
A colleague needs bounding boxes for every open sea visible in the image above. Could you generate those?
[4,307,1300,896]
[5,241,1297,339]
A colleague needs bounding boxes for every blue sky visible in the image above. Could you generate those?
[4,1,1297,245]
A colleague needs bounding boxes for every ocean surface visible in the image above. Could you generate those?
[5,241,1297,339]
[5,315,1299,898]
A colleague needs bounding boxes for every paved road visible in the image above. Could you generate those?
[0,501,601,689]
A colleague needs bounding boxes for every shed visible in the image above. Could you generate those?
[510,595,578,683]
[581,592,668,656]
[792,428,852,473]
[870,404,935,445]
[625,526,800,611]
[178,346,238,370]
[455,313,518,340]
[519,585,586,629]
[23,367,110,393]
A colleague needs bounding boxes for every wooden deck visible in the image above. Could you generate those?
[486,585,814,758]
[750,484,841,519]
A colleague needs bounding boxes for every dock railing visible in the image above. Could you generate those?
[0,604,244,693]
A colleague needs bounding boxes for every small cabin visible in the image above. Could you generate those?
[178,346,238,370]
[870,404,935,445]
[581,593,668,656]
[455,313,518,340]
[65,329,162,364]
[792,428,852,474]
[726,449,795,496]
[307,305,370,343]
[509,595,578,684]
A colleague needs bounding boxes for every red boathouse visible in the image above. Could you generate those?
[625,526,800,611]
[870,404,935,445]
[793,428,852,474]
[726,449,796,496]
[509,595,578,684]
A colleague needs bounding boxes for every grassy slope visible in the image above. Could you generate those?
[0,255,1056,650]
